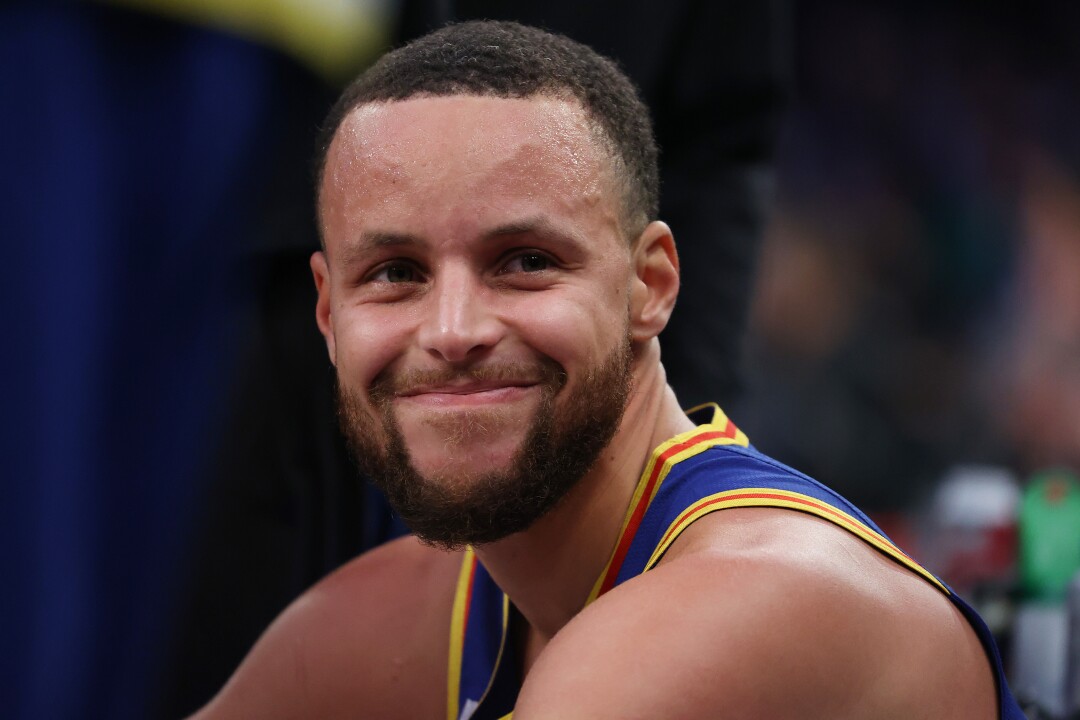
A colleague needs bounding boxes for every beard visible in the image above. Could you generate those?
[337,338,633,550]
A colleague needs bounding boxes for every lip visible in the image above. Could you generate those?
[395,382,539,407]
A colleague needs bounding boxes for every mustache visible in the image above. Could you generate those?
[369,359,567,401]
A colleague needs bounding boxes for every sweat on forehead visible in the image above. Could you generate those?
[318,95,628,242]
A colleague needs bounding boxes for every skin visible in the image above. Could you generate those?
[192,95,997,719]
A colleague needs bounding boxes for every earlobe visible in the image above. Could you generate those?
[310,251,338,365]
[629,221,680,342]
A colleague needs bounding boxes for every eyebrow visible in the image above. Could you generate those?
[338,230,425,267]
[486,216,587,249]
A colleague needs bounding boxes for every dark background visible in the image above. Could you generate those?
[2,1,1077,718]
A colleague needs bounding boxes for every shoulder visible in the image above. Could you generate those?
[515,509,997,720]
[192,535,463,720]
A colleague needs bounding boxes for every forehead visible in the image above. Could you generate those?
[319,95,620,243]
[327,93,606,177]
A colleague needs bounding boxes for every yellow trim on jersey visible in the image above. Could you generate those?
[643,487,949,595]
[447,549,476,720]
[684,402,752,447]
[95,0,390,81]
[583,409,750,606]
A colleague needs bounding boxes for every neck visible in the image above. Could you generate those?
[472,344,694,646]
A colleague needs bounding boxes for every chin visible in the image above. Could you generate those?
[408,440,523,481]
[403,406,528,450]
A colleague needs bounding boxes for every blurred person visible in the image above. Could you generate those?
[736,199,969,515]
[991,155,1080,472]
[193,22,1021,719]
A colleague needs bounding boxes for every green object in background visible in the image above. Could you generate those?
[1019,469,1080,601]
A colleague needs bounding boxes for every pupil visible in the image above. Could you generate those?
[522,254,546,272]
[387,265,411,282]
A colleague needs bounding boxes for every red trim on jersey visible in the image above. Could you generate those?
[595,428,733,598]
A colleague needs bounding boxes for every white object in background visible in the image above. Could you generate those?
[933,464,1022,527]
[1013,602,1068,718]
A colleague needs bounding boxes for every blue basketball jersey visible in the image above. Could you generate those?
[446,405,1025,720]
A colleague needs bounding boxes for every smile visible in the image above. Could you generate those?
[395,383,540,408]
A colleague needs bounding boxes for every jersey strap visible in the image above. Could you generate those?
[585,403,749,605]
[447,548,513,720]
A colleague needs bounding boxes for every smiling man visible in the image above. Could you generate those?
[193,21,1024,720]
[323,95,638,550]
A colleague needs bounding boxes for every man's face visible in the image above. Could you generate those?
[315,95,637,547]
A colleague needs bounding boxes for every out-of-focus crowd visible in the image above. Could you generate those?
[735,7,1080,713]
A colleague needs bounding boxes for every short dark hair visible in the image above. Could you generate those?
[315,20,659,239]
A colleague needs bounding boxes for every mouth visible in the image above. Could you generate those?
[370,359,566,411]
[396,381,541,407]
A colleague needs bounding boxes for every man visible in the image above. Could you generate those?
[194,21,1023,719]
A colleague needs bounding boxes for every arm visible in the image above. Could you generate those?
[514,510,996,720]
[190,536,459,720]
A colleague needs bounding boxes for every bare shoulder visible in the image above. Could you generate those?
[515,509,997,720]
[192,535,463,720]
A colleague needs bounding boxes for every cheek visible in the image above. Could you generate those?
[511,289,628,370]
[331,304,412,388]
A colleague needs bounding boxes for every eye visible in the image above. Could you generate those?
[503,252,553,274]
[370,262,419,283]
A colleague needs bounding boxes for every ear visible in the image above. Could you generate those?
[629,221,679,342]
[310,251,337,366]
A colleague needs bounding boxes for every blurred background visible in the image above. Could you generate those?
[2,0,1079,718]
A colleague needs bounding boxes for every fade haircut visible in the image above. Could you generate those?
[315,20,659,240]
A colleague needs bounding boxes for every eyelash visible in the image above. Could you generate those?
[499,250,555,274]
[367,261,421,284]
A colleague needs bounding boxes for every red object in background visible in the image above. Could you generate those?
[923,465,1022,597]
[942,523,1020,594]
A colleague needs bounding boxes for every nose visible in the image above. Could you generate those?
[417,265,503,363]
